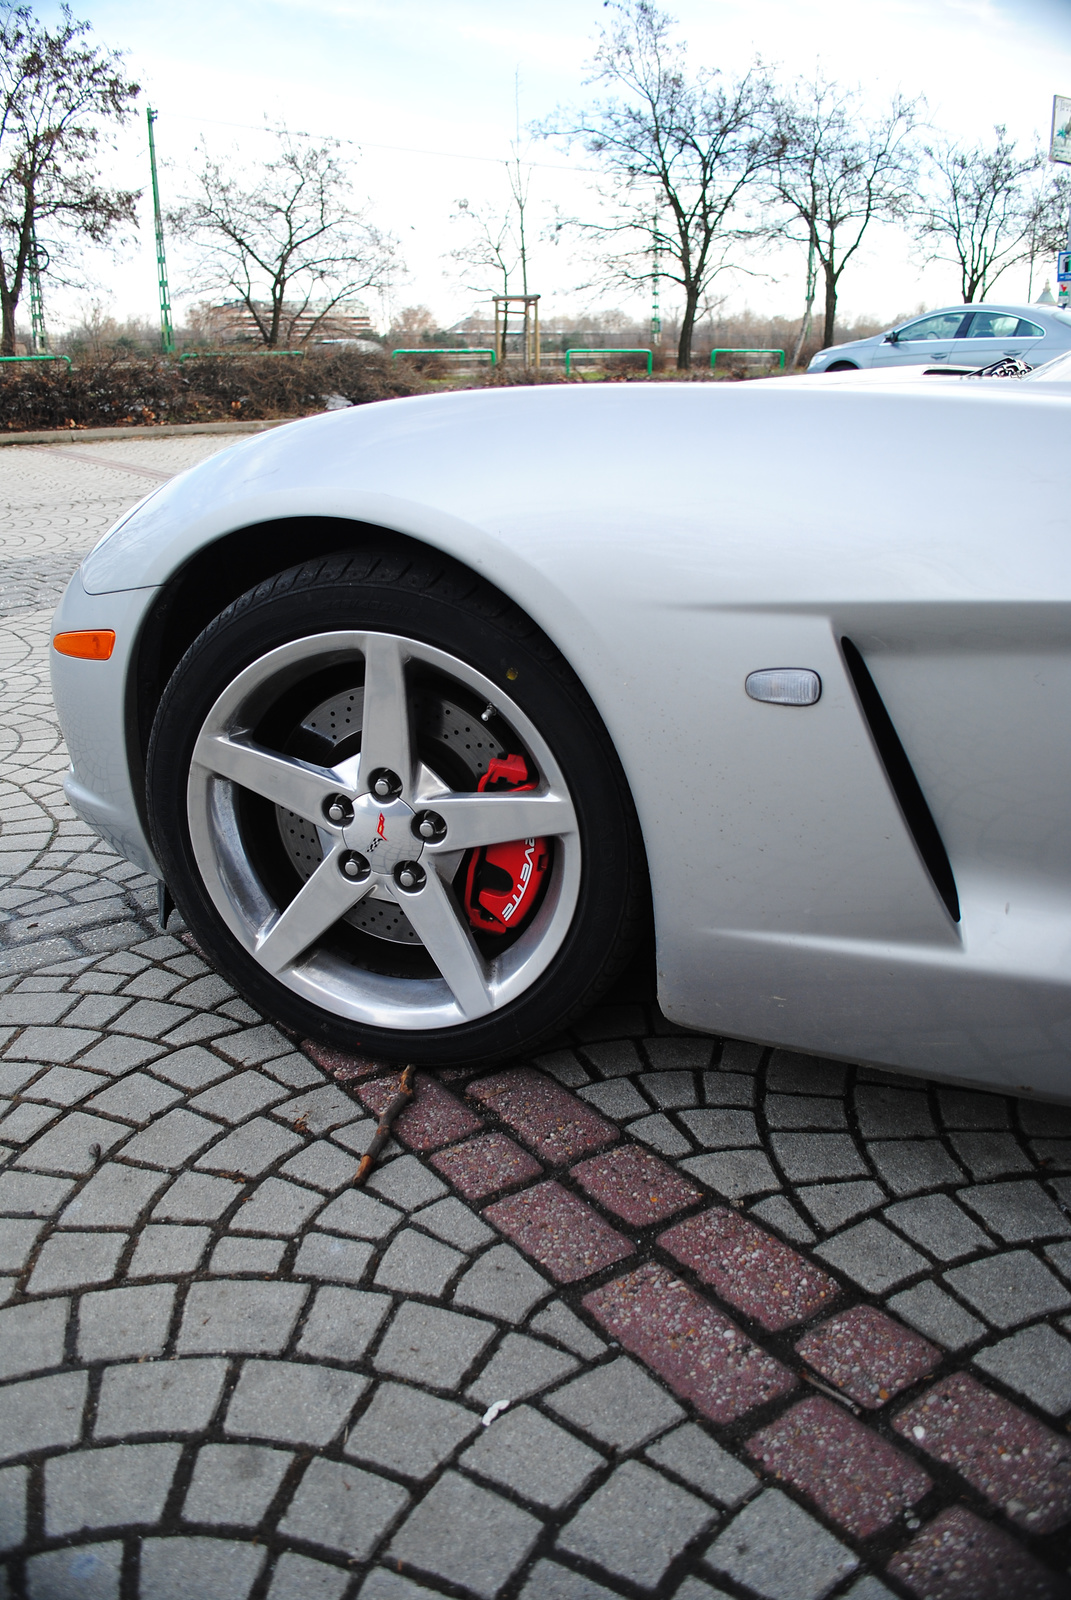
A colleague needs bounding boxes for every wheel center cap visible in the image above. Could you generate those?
[343,794,421,875]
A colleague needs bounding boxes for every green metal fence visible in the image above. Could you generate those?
[0,354,71,370]
[710,347,785,372]
[565,347,653,376]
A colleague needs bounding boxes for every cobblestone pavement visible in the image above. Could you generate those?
[3,438,1071,1600]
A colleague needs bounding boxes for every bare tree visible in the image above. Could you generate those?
[1023,169,1071,298]
[0,5,140,354]
[172,130,397,347]
[543,1,772,369]
[914,127,1045,301]
[769,78,919,353]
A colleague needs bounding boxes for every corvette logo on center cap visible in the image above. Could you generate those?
[377,813,387,839]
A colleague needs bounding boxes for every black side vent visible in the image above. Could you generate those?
[841,637,960,923]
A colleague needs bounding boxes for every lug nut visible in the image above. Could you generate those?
[413,810,446,843]
[368,768,402,801]
[339,851,370,881]
[323,793,353,826]
[394,861,426,892]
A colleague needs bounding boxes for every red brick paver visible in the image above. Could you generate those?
[796,1305,939,1409]
[430,1131,542,1201]
[894,1373,1071,1533]
[358,1073,482,1152]
[468,1068,617,1163]
[887,1506,1070,1600]
[302,1041,390,1081]
[584,1262,797,1424]
[485,1180,634,1282]
[746,1395,931,1538]
[659,1208,839,1331]
[571,1143,702,1227]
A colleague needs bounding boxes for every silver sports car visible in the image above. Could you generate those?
[50,358,1071,1094]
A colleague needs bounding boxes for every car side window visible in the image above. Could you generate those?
[1015,319,1044,338]
[897,312,969,341]
[962,312,1021,339]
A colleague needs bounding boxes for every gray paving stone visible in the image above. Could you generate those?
[705,1488,857,1600]
[210,1236,286,1274]
[297,1286,392,1363]
[815,1218,928,1292]
[387,1471,540,1600]
[944,1249,1071,1327]
[0,993,75,1024]
[374,1227,465,1295]
[85,1073,182,1125]
[948,1131,1033,1179]
[865,1139,964,1196]
[0,1463,26,1552]
[416,1195,494,1251]
[14,1110,126,1174]
[0,1100,58,1143]
[748,1195,816,1242]
[547,1357,684,1451]
[467,1331,580,1407]
[769,1133,866,1182]
[109,999,190,1039]
[887,1280,985,1350]
[4,1024,98,1061]
[127,1223,210,1278]
[557,1458,713,1590]
[766,1052,847,1095]
[645,1038,715,1071]
[229,1176,323,1236]
[959,1180,1071,1243]
[169,976,235,1009]
[646,1423,758,1507]
[938,1088,1010,1130]
[280,1139,356,1193]
[681,1149,780,1198]
[639,1070,698,1109]
[191,1070,290,1123]
[120,1108,219,1168]
[529,1301,607,1359]
[519,1564,623,1600]
[1046,1241,1071,1284]
[629,1113,692,1157]
[0,1060,49,1095]
[183,1443,293,1527]
[374,1302,495,1389]
[293,1232,374,1284]
[582,1039,644,1078]
[365,1153,447,1210]
[534,1049,590,1087]
[152,1170,244,1222]
[266,1552,351,1600]
[0,1296,67,1379]
[26,1229,124,1294]
[213,1024,292,1066]
[23,1064,103,1106]
[194,1116,302,1177]
[95,1357,227,1437]
[764,1094,846,1130]
[139,1536,266,1600]
[453,1244,551,1322]
[667,1581,731,1600]
[150,1046,230,1091]
[578,1078,650,1119]
[315,1188,400,1240]
[0,1370,87,1462]
[44,1441,180,1534]
[77,1283,175,1360]
[854,1085,935,1138]
[346,1381,479,1479]
[462,1403,602,1509]
[680,1110,760,1148]
[702,1071,754,1108]
[59,1162,166,1229]
[884,1193,993,1262]
[261,1051,327,1090]
[279,1456,409,1559]
[973,1323,1071,1414]
[226,1357,366,1447]
[272,1083,360,1134]
[121,969,185,1000]
[25,1542,122,1600]
[78,1035,166,1075]
[177,1279,309,1355]
[798,1181,884,1232]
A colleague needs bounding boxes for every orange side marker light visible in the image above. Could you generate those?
[52,629,116,661]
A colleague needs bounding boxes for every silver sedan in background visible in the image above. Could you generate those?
[808,302,1071,372]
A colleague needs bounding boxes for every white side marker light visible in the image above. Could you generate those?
[745,669,822,706]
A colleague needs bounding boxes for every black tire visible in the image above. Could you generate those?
[147,548,647,1066]
[824,361,859,372]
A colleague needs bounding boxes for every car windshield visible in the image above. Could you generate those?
[1024,349,1071,382]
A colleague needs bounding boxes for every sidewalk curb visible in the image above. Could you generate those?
[0,417,300,447]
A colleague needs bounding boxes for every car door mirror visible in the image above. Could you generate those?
[884,331,899,344]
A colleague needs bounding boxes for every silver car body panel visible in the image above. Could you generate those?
[51,379,1071,1094]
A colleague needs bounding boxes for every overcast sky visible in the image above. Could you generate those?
[32,0,1071,337]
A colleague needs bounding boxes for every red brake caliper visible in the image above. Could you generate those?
[463,753,549,935]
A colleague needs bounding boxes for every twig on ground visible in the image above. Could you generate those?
[353,1064,416,1186]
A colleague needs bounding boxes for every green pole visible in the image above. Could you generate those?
[147,108,175,355]
[27,226,48,353]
